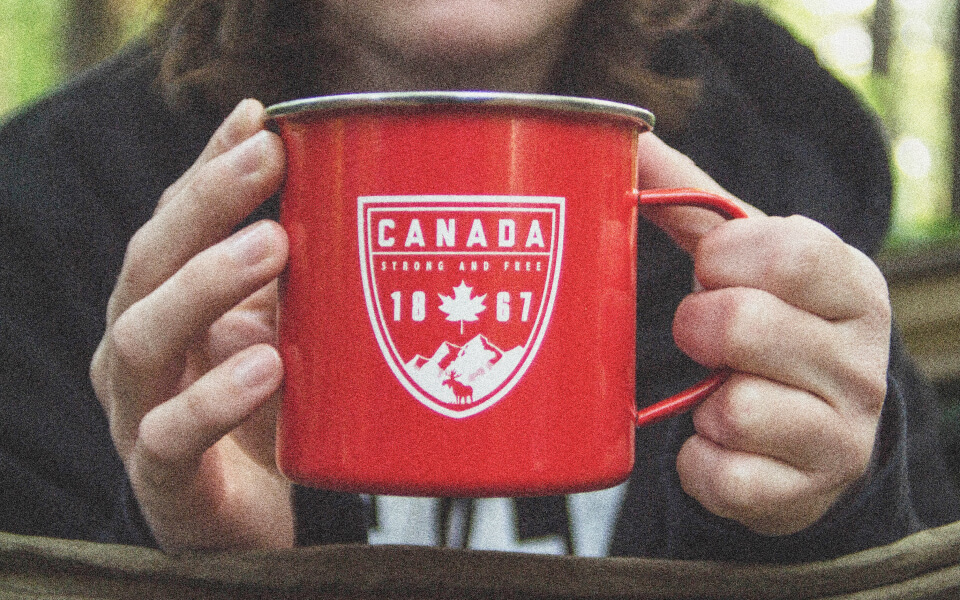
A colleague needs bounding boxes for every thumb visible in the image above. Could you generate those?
[636,133,763,254]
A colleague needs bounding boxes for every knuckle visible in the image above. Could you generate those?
[89,343,111,404]
[784,213,832,239]
[764,216,832,290]
[858,265,892,325]
[710,461,765,517]
[837,445,873,487]
[108,307,159,374]
[177,155,234,206]
[815,434,873,496]
[834,345,888,415]
[106,408,137,461]
[853,368,888,414]
[782,214,835,244]
[156,185,179,213]
[839,243,891,318]
[850,427,878,476]
[679,438,762,517]
[88,340,140,458]
[866,374,888,412]
[710,381,764,446]
[118,226,157,293]
[674,289,759,367]
[810,412,877,484]
[712,290,763,366]
[713,470,811,533]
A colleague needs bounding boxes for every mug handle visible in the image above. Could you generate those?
[631,187,750,427]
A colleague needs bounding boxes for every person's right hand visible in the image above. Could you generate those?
[90,100,294,552]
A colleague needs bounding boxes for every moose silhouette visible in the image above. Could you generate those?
[442,371,474,405]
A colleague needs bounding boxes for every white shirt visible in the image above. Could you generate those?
[366,482,628,557]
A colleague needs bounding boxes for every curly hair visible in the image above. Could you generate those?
[151,0,726,131]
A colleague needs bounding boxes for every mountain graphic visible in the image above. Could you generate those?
[404,334,525,407]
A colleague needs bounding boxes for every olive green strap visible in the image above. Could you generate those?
[2,521,960,599]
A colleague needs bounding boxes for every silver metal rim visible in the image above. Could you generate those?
[265,91,655,131]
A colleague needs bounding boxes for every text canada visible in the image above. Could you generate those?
[376,217,549,250]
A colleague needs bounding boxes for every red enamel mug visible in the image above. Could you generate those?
[267,92,747,497]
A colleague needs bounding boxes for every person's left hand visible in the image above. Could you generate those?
[90,100,293,551]
[637,133,890,535]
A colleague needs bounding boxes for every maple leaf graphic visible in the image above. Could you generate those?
[438,281,487,335]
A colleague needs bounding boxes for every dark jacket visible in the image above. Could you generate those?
[1,3,956,561]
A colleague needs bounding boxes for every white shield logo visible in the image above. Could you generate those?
[358,195,565,418]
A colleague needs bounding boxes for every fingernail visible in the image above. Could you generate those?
[218,100,262,150]
[234,347,280,389]
[228,98,259,122]
[228,221,274,265]
[231,130,271,175]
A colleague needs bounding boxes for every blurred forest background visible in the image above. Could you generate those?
[2,0,959,248]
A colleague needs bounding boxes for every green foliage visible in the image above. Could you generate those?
[743,0,959,246]
[0,0,66,117]
[0,0,155,119]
